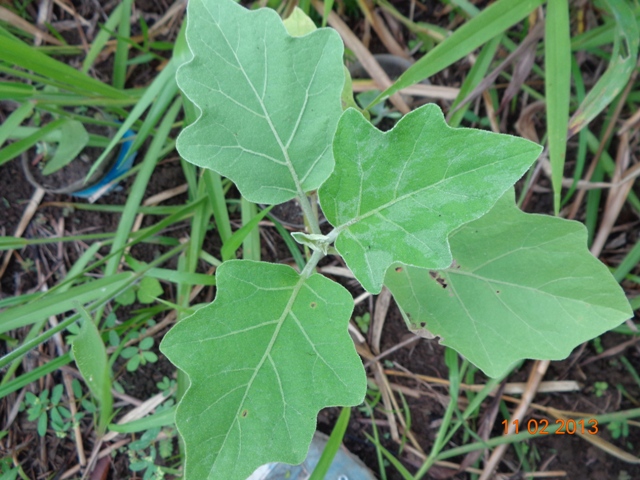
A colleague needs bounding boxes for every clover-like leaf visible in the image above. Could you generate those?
[385,191,632,378]
[160,260,366,480]
[176,0,344,205]
[319,104,542,294]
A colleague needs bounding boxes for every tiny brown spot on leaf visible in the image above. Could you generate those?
[310,302,317,308]
[395,267,403,273]
[241,409,248,418]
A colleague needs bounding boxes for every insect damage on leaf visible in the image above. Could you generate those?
[429,270,448,289]
[385,191,632,378]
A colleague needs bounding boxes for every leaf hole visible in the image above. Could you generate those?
[429,271,447,288]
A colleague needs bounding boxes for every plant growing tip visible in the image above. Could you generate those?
[162,0,633,478]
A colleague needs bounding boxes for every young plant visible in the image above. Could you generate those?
[22,384,74,438]
[160,0,632,478]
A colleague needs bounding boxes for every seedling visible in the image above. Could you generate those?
[21,384,75,438]
[594,381,609,397]
[354,312,371,334]
[160,1,632,478]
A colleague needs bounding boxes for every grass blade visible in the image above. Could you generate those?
[0,273,133,334]
[113,0,133,89]
[85,60,178,180]
[568,0,639,136]
[0,117,65,167]
[545,0,571,214]
[221,205,273,262]
[0,102,33,146]
[447,34,501,127]
[0,353,72,399]
[309,407,351,480]
[0,32,131,100]
[204,170,233,245]
[241,198,261,261]
[368,0,545,108]
[109,406,176,433]
[267,214,306,270]
[81,4,123,73]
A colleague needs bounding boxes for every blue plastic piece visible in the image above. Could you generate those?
[72,128,137,199]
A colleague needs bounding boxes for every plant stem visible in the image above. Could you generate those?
[297,193,321,235]
[300,249,324,278]
[325,227,339,244]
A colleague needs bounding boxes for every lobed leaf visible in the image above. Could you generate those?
[160,260,366,480]
[176,0,344,205]
[320,104,541,294]
[385,191,632,378]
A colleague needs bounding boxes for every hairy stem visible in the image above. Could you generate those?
[297,193,321,235]
[300,249,324,278]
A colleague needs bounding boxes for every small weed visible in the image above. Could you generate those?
[121,336,158,372]
[594,381,609,397]
[354,312,371,334]
[21,384,79,438]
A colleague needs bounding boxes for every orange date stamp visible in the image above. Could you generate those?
[502,418,598,435]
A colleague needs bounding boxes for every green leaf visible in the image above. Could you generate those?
[139,336,154,350]
[283,7,317,37]
[51,384,64,405]
[160,260,366,480]
[137,277,163,304]
[385,192,632,378]
[121,346,138,359]
[115,288,135,306]
[176,0,344,205]
[72,308,113,433]
[143,351,158,363]
[127,356,140,372]
[320,105,541,294]
[567,0,639,136]
[41,119,90,175]
[37,412,47,437]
